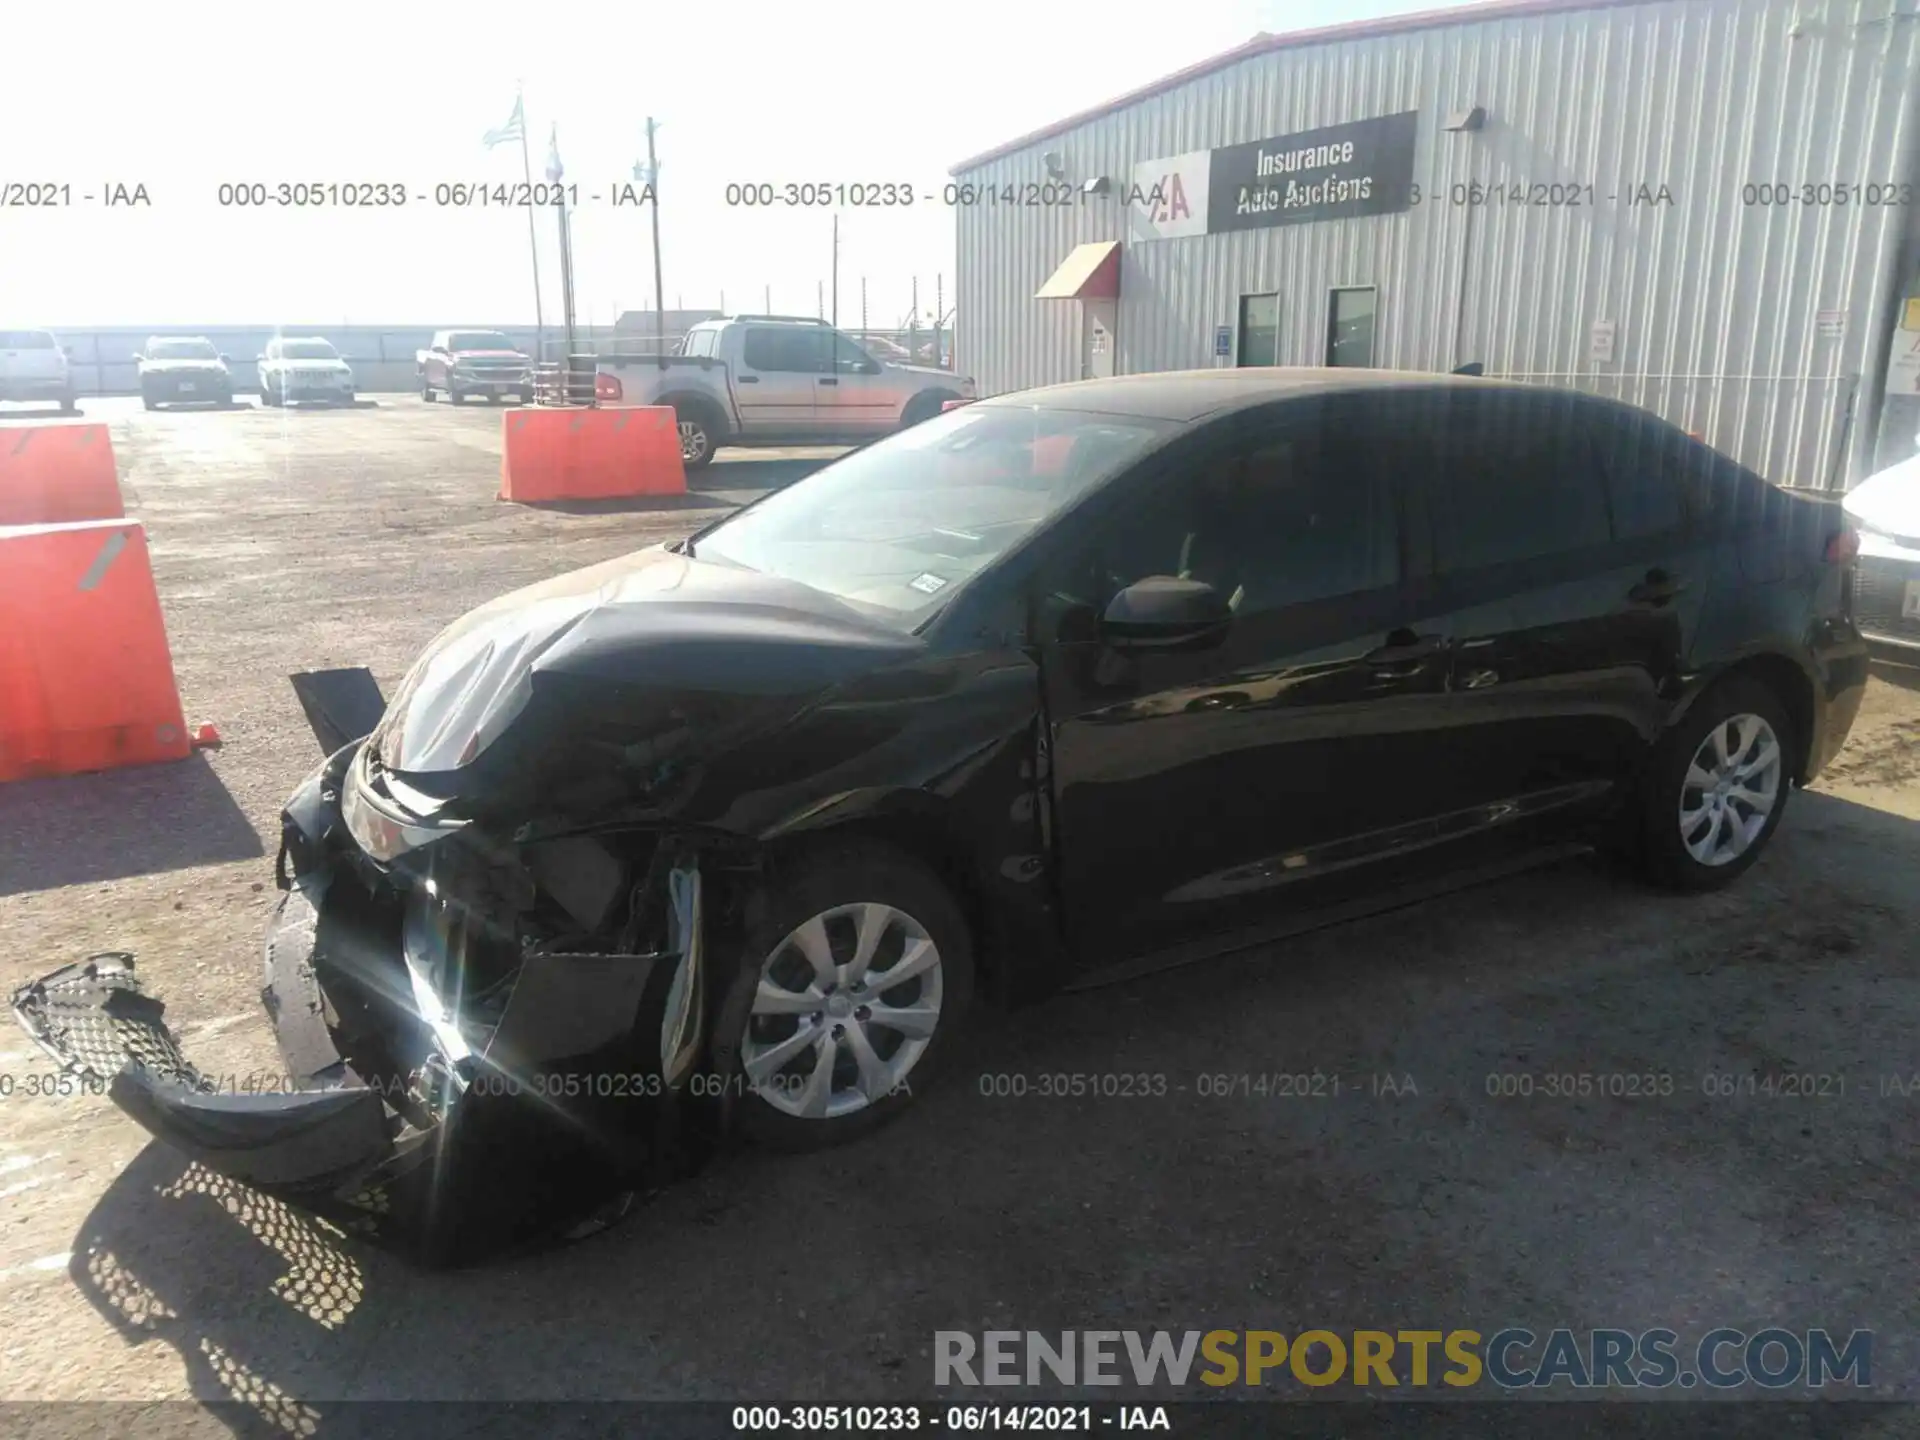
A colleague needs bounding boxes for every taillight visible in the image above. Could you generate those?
[595,372,622,402]
[1826,526,1860,564]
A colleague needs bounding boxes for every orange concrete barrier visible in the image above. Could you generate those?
[0,519,189,782]
[0,423,124,526]
[499,405,687,502]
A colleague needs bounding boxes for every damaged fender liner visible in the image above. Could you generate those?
[11,955,393,1193]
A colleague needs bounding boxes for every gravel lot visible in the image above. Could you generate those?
[1,397,1919,1429]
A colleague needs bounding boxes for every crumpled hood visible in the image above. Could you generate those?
[1845,455,1920,541]
[374,546,921,776]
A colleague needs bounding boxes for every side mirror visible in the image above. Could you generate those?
[1101,576,1232,651]
[220,353,231,363]
[861,360,881,375]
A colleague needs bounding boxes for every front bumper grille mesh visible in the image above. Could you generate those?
[15,955,205,1088]
[1854,557,1920,642]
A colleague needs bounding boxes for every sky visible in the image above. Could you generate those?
[0,0,1460,331]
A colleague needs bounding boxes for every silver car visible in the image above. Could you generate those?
[1843,450,1920,656]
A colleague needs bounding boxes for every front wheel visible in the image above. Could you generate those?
[714,841,974,1152]
[421,381,435,402]
[448,385,466,406]
[1634,677,1794,892]
[58,393,77,414]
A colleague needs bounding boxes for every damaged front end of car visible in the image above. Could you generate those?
[12,669,730,1267]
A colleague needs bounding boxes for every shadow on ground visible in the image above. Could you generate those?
[0,753,263,896]
[50,789,1920,1429]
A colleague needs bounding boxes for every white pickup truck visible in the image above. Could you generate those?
[594,315,973,469]
[0,330,77,412]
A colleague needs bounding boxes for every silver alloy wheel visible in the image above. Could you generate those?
[741,902,944,1121]
[1679,712,1783,867]
[678,419,710,464]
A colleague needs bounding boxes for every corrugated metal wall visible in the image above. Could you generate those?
[954,0,1920,490]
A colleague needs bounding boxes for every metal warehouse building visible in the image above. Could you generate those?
[951,0,1920,492]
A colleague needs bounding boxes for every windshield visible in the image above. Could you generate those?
[693,404,1176,620]
[280,340,338,359]
[448,331,513,350]
[148,339,218,359]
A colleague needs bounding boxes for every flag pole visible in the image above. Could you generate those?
[516,86,546,360]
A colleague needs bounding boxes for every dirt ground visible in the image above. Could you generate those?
[2,397,1919,1430]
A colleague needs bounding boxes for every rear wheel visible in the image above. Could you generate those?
[1635,677,1794,892]
[714,841,974,1152]
[674,403,719,470]
[59,392,77,414]
[141,394,157,412]
[448,384,466,406]
[900,391,955,430]
[421,380,435,402]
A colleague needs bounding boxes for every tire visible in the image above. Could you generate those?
[713,840,974,1153]
[1634,676,1795,893]
[141,394,156,412]
[58,393,77,415]
[518,390,533,406]
[448,385,466,406]
[673,402,719,471]
[421,380,435,402]
[900,391,955,430]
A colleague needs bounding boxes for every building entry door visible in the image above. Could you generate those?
[1081,299,1116,380]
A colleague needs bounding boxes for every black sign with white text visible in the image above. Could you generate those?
[1207,111,1419,233]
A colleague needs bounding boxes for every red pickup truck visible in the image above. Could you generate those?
[416,330,533,404]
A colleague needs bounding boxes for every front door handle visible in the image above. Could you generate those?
[737,374,760,384]
[817,377,839,386]
[1627,569,1688,606]
[1363,631,1445,674]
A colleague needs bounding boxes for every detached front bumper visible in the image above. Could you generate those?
[12,731,709,1263]
[12,948,393,1194]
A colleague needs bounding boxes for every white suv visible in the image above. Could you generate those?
[0,330,77,412]
[258,336,355,407]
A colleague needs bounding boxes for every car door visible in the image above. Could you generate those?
[815,331,898,438]
[1034,396,1454,969]
[1407,387,1708,833]
[735,326,827,436]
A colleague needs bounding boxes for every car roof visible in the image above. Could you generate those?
[975,367,1555,424]
[147,335,213,344]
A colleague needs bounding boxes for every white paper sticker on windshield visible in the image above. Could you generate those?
[909,573,950,595]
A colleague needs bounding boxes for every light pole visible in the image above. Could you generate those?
[641,118,666,361]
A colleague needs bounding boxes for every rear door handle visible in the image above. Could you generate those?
[737,374,760,384]
[1627,570,1688,606]
[1364,632,1446,673]
[817,377,838,386]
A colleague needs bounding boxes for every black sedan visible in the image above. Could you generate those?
[137,336,234,409]
[13,368,1870,1263]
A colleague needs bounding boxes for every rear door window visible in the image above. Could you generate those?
[1,331,55,349]
[742,327,829,374]
[1431,390,1612,573]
